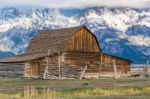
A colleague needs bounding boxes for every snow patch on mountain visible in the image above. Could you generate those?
[0,18,32,33]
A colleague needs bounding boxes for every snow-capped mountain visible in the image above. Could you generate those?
[0,7,150,64]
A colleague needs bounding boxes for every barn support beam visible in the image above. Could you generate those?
[112,60,118,79]
[79,65,87,79]
[43,57,49,79]
[99,53,103,76]
[58,52,61,79]
[144,60,149,75]
[43,49,52,79]
[147,61,150,75]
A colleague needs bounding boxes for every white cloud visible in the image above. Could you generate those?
[118,32,150,47]
[0,0,150,8]
[127,35,150,46]
[0,44,10,52]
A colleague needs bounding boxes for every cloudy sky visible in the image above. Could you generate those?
[0,0,150,8]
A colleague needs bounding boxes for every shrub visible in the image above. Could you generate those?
[131,74,140,77]
[143,74,149,77]
[82,82,89,87]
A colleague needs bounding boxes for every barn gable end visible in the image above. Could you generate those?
[64,27,101,53]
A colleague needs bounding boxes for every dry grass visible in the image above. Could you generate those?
[0,86,150,99]
[0,77,150,99]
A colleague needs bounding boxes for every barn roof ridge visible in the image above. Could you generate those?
[38,25,85,32]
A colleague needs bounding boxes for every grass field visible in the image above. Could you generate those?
[0,77,150,99]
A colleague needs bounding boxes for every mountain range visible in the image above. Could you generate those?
[0,7,150,64]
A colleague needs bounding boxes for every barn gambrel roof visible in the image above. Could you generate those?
[27,26,85,53]
[0,26,132,63]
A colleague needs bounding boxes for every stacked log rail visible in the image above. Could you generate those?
[39,62,81,79]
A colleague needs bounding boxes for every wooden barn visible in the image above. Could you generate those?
[0,26,132,79]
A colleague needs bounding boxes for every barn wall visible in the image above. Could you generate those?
[24,56,59,77]
[101,54,131,75]
[63,52,131,78]
[64,52,101,65]
[25,58,43,77]
[23,53,131,78]
[64,52,100,69]
[0,63,24,77]
[64,27,100,53]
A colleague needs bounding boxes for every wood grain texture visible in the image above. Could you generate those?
[64,27,101,53]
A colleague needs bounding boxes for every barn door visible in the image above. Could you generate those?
[29,62,40,76]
